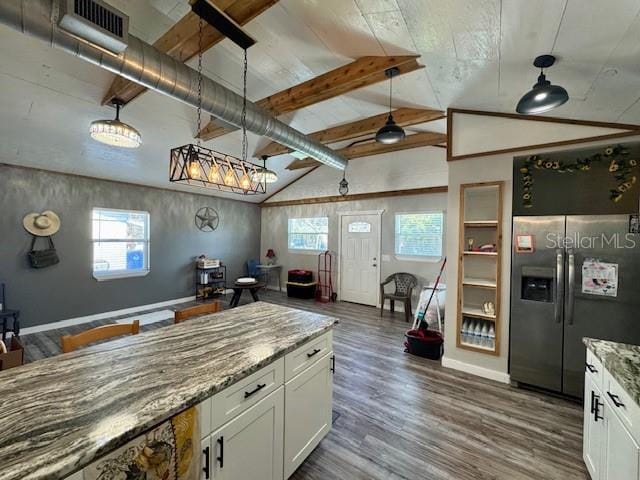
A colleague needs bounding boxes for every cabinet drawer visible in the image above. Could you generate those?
[585,349,604,391]
[285,331,333,381]
[210,357,284,432]
[604,370,640,440]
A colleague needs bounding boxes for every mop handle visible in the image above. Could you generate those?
[415,257,447,330]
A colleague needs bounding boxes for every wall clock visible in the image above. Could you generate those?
[195,207,219,232]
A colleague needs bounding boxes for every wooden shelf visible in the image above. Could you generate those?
[464,220,498,228]
[461,307,496,321]
[456,181,503,357]
[459,341,496,353]
[462,277,497,289]
[463,251,497,256]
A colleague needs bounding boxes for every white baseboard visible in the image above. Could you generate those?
[19,296,196,335]
[441,356,510,384]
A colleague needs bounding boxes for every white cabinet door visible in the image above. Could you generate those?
[210,387,284,480]
[583,374,604,479]
[602,400,640,480]
[284,353,333,478]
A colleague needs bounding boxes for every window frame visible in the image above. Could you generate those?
[92,207,151,281]
[394,211,444,262]
[287,216,329,254]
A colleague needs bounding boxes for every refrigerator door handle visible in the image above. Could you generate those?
[567,250,575,325]
[555,249,564,324]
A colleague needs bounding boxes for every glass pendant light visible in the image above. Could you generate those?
[208,161,221,182]
[251,155,278,183]
[516,55,569,114]
[339,171,349,196]
[375,67,405,145]
[90,99,142,148]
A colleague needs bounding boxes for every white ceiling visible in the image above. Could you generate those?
[1,0,640,202]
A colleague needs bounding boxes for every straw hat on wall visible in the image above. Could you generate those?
[23,211,61,236]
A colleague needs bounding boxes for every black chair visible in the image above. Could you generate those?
[0,283,20,341]
[380,273,418,322]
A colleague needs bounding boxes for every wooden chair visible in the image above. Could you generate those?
[174,301,221,324]
[61,320,140,353]
[380,273,418,322]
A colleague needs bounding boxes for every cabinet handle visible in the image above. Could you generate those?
[244,383,266,399]
[307,348,321,358]
[594,397,604,422]
[330,355,335,373]
[590,391,596,414]
[202,446,210,479]
[216,436,224,469]
[607,392,625,408]
[585,363,597,373]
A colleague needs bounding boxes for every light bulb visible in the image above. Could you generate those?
[188,160,200,179]
[240,173,251,190]
[224,169,236,186]
[208,163,220,182]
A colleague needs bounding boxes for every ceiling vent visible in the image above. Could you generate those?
[58,0,129,54]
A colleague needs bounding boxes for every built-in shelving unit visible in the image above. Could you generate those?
[456,181,504,355]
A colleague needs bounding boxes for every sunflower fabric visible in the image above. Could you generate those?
[84,407,200,480]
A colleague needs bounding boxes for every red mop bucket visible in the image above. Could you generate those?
[404,329,443,360]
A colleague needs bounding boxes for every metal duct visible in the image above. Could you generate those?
[0,0,348,170]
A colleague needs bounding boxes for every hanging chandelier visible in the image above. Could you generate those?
[90,99,141,149]
[169,144,267,194]
[169,18,267,195]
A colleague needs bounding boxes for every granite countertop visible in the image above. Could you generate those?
[0,302,338,480]
[583,337,640,406]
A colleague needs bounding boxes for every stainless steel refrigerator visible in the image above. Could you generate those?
[510,215,640,398]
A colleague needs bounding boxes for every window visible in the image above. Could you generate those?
[92,208,150,280]
[348,221,371,233]
[288,217,328,251]
[395,212,443,258]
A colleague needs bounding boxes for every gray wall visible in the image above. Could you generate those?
[0,165,261,328]
[260,192,448,308]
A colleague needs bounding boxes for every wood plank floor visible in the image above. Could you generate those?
[19,290,588,480]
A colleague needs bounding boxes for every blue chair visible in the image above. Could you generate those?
[247,259,260,277]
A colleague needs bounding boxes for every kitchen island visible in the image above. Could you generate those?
[0,302,338,480]
[583,338,640,480]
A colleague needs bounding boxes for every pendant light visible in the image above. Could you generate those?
[168,19,267,195]
[89,99,141,148]
[251,155,278,183]
[338,170,349,196]
[375,67,405,144]
[516,55,569,114]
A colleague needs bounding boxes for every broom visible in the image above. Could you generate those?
[412,257,447,332]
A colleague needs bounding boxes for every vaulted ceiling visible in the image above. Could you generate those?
[0,0,639,202]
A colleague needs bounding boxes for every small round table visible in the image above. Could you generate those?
[230,282,266,308]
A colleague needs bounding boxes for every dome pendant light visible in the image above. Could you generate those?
[90,99,142,148]
[516,55,569,114]
[375,67,405,144]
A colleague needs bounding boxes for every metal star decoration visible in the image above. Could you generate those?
[195,207,219,232]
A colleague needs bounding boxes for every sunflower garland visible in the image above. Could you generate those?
[520,145,638,208]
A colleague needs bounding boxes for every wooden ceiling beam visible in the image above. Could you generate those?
[198,55,425,141]
[286,131,447,170]
[102,0,278,106]
[255,107,445,157]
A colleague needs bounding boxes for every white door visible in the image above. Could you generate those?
[209,387,284,480]
[583,376,604,479]
[340,213,380,306]
[284,353,333,478]
[602,400,640,480]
